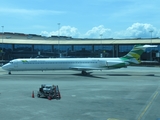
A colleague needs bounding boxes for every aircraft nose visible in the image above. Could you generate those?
[2,64,9,70]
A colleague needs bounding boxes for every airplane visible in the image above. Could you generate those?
[1,44,157,75]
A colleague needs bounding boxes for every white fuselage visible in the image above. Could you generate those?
[2,58,127,72]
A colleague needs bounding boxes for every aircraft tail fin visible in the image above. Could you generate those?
[120,45,157,64]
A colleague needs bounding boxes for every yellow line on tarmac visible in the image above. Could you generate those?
[137,91,159,120]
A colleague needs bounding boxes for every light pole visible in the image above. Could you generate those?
[149,30,153,44]
[1,26,4,60]
[100,34,103,58]
[100,34,103,48]
[149,30,153,61]
[57,23,61,57]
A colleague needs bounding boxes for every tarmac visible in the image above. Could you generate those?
[0,66,160,120]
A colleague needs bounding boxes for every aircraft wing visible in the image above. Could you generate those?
[69,67,102,71]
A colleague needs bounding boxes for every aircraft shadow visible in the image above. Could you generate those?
[106,74,131,76]
[144,74,160,77]
[106,73,159,77]
[3,73,159,77]
[3,72,81,76]
[73,73,106,79]
[2,73,106,79]
[3,74,72,76]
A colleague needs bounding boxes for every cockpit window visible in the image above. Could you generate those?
[9,62,13,64]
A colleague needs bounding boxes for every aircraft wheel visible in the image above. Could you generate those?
[8,71,11,75]
[82,70,87,75]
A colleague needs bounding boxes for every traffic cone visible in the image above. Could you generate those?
[32,91,34,98]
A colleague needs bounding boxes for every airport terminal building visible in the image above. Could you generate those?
[0,32,160,63]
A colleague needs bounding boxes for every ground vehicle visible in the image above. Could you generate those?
[37,84,61,100]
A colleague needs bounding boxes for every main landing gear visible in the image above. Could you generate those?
[8,71,11,75]
[81,70,89,75]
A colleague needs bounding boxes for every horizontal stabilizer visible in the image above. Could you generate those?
[138,45,157,48]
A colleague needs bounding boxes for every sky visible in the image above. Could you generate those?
[0,0,160,39]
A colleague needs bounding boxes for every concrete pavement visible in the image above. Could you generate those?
[0,66,160,120]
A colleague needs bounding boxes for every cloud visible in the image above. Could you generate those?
[41,25,111,38]
[0,8,65,16]
[125,23,156,37]
[113,23,160,38]
[41,26,80,37]
[58,26,80,37]
[41,23,160,39]
[84,25,111,38]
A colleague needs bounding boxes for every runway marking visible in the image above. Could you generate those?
[137,91,159,120]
